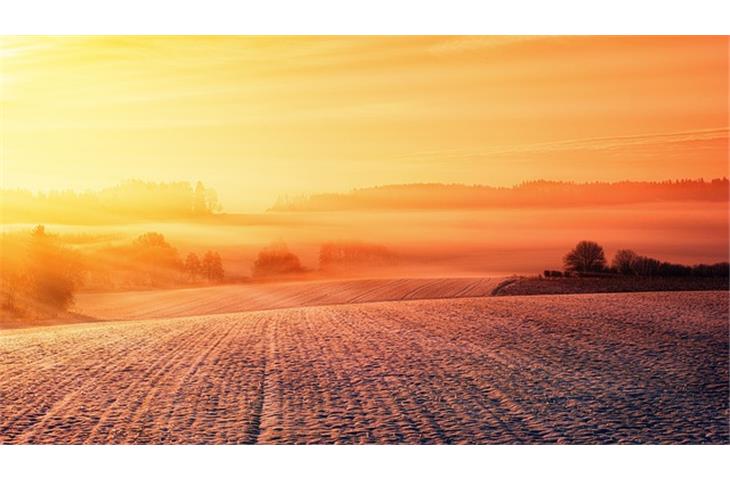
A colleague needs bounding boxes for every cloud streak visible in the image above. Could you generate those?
[397,128,730,162]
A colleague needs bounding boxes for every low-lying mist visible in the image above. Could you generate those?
[3,201,727,279]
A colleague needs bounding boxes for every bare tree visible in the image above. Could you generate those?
[612,249,638,275]
[564,240,607,273]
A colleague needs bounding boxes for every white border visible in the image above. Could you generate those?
[1,445,729,480]
[1,2,728,479]
[0,0,729,34]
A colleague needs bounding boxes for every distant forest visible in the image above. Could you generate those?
[270,178,729,211]
[1,180,221,223]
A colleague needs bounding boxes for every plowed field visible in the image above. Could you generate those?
[1,290,727,444]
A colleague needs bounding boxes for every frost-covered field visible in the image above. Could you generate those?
[1,291,727,444]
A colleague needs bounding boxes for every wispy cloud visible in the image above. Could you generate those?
[396,128,730,162]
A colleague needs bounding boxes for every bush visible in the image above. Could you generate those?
[252,243,305,278]
[319,241,397,272]
[0,225,83,315]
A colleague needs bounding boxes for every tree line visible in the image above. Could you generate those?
[250,241,397,278]
[271,178,729,211]
[1,227,397,317]
[184,251,224,282]
[1,180,222,224]
[1,226,226,317]
[545,240,729,278]
[1,226,83,314]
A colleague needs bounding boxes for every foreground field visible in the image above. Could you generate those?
[73,277,501,321]
[1,291,727,444]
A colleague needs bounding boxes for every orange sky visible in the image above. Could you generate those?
[1,36,728,211]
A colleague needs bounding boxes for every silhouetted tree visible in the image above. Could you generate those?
[201,251,224,282]
[691,262,729,277]
[184,253,202,281]
[555,242,728,279]
[612,249,638,275]
[630,255,662,276]
[564,241,607,273]
[132,232,182,271]
[662,262,691,276]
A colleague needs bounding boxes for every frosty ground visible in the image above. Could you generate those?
[1,282,727,444]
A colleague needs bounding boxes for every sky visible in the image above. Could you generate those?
[1,36,728,211]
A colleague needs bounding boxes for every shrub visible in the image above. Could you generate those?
[319,241,397,272]
[252,243,304,278]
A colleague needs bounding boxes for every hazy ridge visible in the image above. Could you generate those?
[270,178,729,212]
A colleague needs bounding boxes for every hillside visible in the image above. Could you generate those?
[270,178,729,211]
[72,277,501,322]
